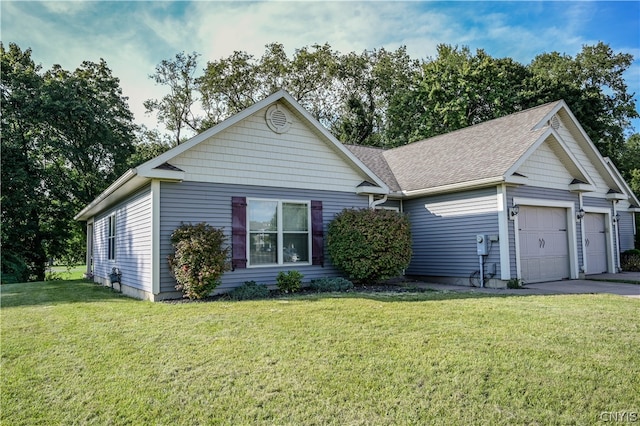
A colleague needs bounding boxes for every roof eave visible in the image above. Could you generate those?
[74,169,142,221]
[401,176,505,198]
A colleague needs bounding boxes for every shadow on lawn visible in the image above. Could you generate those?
[0,279,128,308]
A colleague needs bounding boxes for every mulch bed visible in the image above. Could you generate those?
[163,279,433,304]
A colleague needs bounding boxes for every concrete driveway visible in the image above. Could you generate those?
[413,272,640,298]
[524,272,640,298]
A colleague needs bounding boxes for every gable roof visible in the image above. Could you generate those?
[382,101,561,194]
[75,90,388,221]
[347,100,634,202]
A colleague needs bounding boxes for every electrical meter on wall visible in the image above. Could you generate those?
[476,234,489,255]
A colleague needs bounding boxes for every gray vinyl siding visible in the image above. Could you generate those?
[92,186,152,291]
[507,186,581,278]
[583,196,611,209]
[404,188,500,279]
[159,181,370,294]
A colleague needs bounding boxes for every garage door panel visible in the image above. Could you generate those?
[585,213,607,274]
[519,206,569,283]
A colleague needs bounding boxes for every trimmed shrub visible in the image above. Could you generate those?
[227,281,270,300]
[621,249,640,272]
[327,208,412,284]
[276,270,303,293]
[309,277,354,292]
[168,222,230,299]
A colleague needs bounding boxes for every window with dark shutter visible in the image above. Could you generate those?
[311,200,324,266]
[231,197,247,269]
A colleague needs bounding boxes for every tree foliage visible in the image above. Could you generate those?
[387,45,529,146]
[146,43,419,147]
[148,41,636,163]
[524,42,638,161]
[1,42,136,281]
[144,51,200,146]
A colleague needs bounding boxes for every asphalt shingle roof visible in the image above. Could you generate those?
[349,101,561,193]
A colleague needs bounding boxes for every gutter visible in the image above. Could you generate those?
[401,176,506,198]
[73,169,138,221]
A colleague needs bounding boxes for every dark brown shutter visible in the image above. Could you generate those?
[311,200,324,266]
[231,197,247,270]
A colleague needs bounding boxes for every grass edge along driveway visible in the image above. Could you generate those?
[1,279,638,425]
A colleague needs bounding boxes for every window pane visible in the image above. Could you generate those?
[283,203,308,231]
[250,232,278,265]
[283,233,309,263]
[250,200,278,232]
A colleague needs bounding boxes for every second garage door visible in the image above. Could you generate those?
[519,206,570,283]
[584,213,608,274]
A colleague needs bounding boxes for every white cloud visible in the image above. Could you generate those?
[3,0,638,133]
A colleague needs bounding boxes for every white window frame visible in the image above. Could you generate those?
[107,213,116,261]
[247,198,312,268]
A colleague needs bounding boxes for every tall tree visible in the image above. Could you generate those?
[144,51,200,146]
[524,42,638,160]
[1,43,48,281]
[333,47,420,147]
[386,45,529,146]
[1,42,137,281]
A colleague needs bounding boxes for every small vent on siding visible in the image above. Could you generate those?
[549,115,560,130]
[266,104,292,134]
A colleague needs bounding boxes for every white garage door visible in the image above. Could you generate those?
[519,206,570,283]
[584,213,608,274]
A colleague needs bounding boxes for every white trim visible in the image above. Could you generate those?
[151,180,161,295]
[496,185,511,280]
[85,221,94,277]
[74,169,137,220]
[612,201,621,272]
[246,198,312,268]
[138,168,185,181]
[512,197,580,280]
[403,176,504,197]
[604,157,640,206]
[107,213,117,261]
[582,206,616,274]
[605,192,627,201]
[578,193,585,275]
[568,182,594,193]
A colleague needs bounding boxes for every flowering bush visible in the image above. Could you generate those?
[168,222,230,299]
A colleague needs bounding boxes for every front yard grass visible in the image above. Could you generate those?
[1,279,638,425]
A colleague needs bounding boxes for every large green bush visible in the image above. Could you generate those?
[168,222,230,299]
[327,208,412,284]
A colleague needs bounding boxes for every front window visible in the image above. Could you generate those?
[107,214,116,260]
[248,199,310,266]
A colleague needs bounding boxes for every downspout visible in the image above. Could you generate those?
[578,193,585,278]
[613,200,621,272]
[369,194,388,209]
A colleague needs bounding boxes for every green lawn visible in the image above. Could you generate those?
[46,264,86,281]
[1,280,638,425]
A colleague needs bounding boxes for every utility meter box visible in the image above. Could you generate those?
[476,234,489,255]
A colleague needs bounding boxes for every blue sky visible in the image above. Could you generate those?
[2,1,639,134]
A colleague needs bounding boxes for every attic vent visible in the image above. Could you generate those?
[549,115,560,130]
[266,104,292,134]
